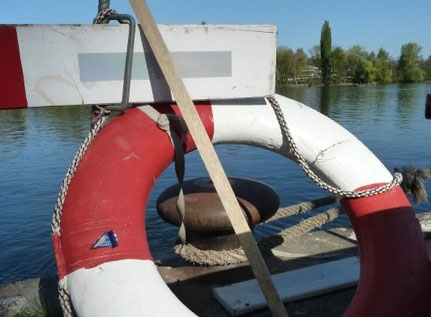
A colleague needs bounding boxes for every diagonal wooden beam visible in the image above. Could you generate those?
[129,0,288,316]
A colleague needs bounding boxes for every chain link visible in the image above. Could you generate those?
[267,96,403,198]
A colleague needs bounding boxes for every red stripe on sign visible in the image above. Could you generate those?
[0,26,28,109]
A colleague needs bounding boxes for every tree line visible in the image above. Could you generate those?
[276,21,431,87]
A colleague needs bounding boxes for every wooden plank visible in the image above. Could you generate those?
[213,257,360,316]
[0,24,276,108]
[129,1,287,316]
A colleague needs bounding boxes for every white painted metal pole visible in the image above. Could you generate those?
[128,0,287,316]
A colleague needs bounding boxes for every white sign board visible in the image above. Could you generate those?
[0,24,276,108]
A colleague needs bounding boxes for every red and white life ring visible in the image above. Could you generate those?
[53,94,431,316]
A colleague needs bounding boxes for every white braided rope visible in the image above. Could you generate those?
[58,277,73,317]
[267,96,403,198]
[51,116,107,235]
[93,8,117,24]
[51,116,107,317]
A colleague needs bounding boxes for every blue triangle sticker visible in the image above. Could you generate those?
[91,230,119,249]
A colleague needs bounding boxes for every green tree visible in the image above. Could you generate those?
[398,42,424,82]
[374,48,394,83]
[331,46,346,83]
[276,47,293,86]
[345,45,369,82]
[276,47,299,86]
[309,45,321,68]
[354,59,374,83]
[308,45,322,82]
[276,47,311,86]
[422,55,431,81]
[320,21,332,85]
[293,48,308,84]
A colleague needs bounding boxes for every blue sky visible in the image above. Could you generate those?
[1,0,429,59]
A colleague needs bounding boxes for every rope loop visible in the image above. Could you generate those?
[176,206,343,266]
[266,96,403,199]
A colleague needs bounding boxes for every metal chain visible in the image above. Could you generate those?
[267,96,403,198]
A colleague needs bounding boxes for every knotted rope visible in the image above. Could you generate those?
[395,166,431,204]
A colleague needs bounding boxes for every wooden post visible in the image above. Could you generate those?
[426,94,431,119]
[129,0,288,316]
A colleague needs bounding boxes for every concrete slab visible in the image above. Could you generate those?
[271,227,357,259]
[0,277,61,317]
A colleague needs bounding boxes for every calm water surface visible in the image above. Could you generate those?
[1,83,430,283]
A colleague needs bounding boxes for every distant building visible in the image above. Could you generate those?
[286,65,321,83]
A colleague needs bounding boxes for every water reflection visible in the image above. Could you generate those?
[396,84,418,127]
[0,109,28,149]
[319,86,345,116]
[33,106,91,142]
[277,85,306,102]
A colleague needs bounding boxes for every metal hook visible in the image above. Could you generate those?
[103,13,136,111]
[95,1,136,112]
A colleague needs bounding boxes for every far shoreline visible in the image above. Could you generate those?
[277,80,431,89]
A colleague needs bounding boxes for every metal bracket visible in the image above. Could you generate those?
[95,1,136,112]
[104,13,136,111]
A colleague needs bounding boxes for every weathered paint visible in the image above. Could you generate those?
[0,24,276,109]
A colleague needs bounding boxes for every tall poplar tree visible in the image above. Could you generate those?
[398,43,424,82]
[320,20,332,85]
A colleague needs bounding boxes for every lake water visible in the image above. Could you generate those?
[1,83,430,284]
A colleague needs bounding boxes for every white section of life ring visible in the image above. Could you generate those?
[212,94,392,191]
[67,259,196,316]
